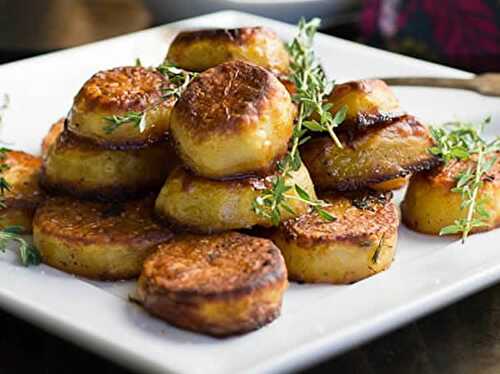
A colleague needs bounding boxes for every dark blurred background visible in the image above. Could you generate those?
[1,0,499,72]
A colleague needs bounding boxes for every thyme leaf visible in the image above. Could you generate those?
[286,17,345,147]
[103,111,144,134]
[0,226,41,266]
[430,118,500,242]
[157,62,199,99]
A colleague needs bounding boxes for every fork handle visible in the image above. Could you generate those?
[379,77,477,92]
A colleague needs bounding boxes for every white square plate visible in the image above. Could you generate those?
[0,11,499,374]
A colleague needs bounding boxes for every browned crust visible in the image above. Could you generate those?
[1,150,44,209]
[422,151,500,189]
[139,278,285,337]
[171,27,275,47]
[33,195,172,247]
[279,192,399,247]
[171,60,280,141]
[41,118,65,158]
[339,112,404,133]
[138,232,287,336]
[140,232,286,296]
[331,157,441,192]
[39,169,162,202]
[73,66,173,113]
[329,79,402,131]
[302,115,441,191]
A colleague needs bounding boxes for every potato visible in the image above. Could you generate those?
[41,118,64,159]
[301,115,439,191]
[272,192,399,284]
[136,232,287,336]
[166,27,290,76]
[170,60,295,179]
[155,162,316,233]
[68,66,175,148]
[370,176,409,192]
[33,196,172,280]
[402,153,500,235]
[41,129,178,201]
[0,150,44,233]
[327,79,402,130]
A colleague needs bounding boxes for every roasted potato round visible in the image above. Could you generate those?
[155,163,316,233]
[402,153,500,235]
[272,192,399,284]
[33,196,172,280]
[0,150,43,233]
[170,60,295,179]
[41,118,64,159]
[301,115,439,191]
[67,66,175,148]
[166,27,290,76]
[137,232,287,336]
[326,79,402,130]
[370,176,409,192]
[41,130,178,201]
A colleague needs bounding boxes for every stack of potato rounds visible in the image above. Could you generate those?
[34,66,178,280]
[4,24,485,338]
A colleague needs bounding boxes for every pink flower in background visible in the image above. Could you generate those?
[361,0,500,71]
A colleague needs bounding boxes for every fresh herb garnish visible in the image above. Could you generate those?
[0,226,41,266]
[157,62,199,99]
[102,63,198,133]
[0,96,40,266]
[430,117,500,242]
[103,111,145,134]
[252,18,340,225]
[371,234,385,264]
[135,57,142,67]
[287,18,346,148]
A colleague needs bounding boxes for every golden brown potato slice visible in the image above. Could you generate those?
[301,115,439,191]
[166,27,290,76]
[136,232,287,336]
[170,60,295,179]
[155,163,316,233]
[68,66,175,148]
[402,153,500,235]
[41,118,64,159]
[41,130,178,201]
[326,80,402,130]
[272,192,399,284]
[370,176,409,192]
[0,150,44,233]
[33,196,172,280]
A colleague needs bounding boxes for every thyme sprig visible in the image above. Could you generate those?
[252,18,340,225]
[287,18,346,148]
[0,96,40,266]
[157,62,199,99]
[102,62,198,133]
[0,226,41,266]
[103,111,145,134]
[430,117,500,242]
